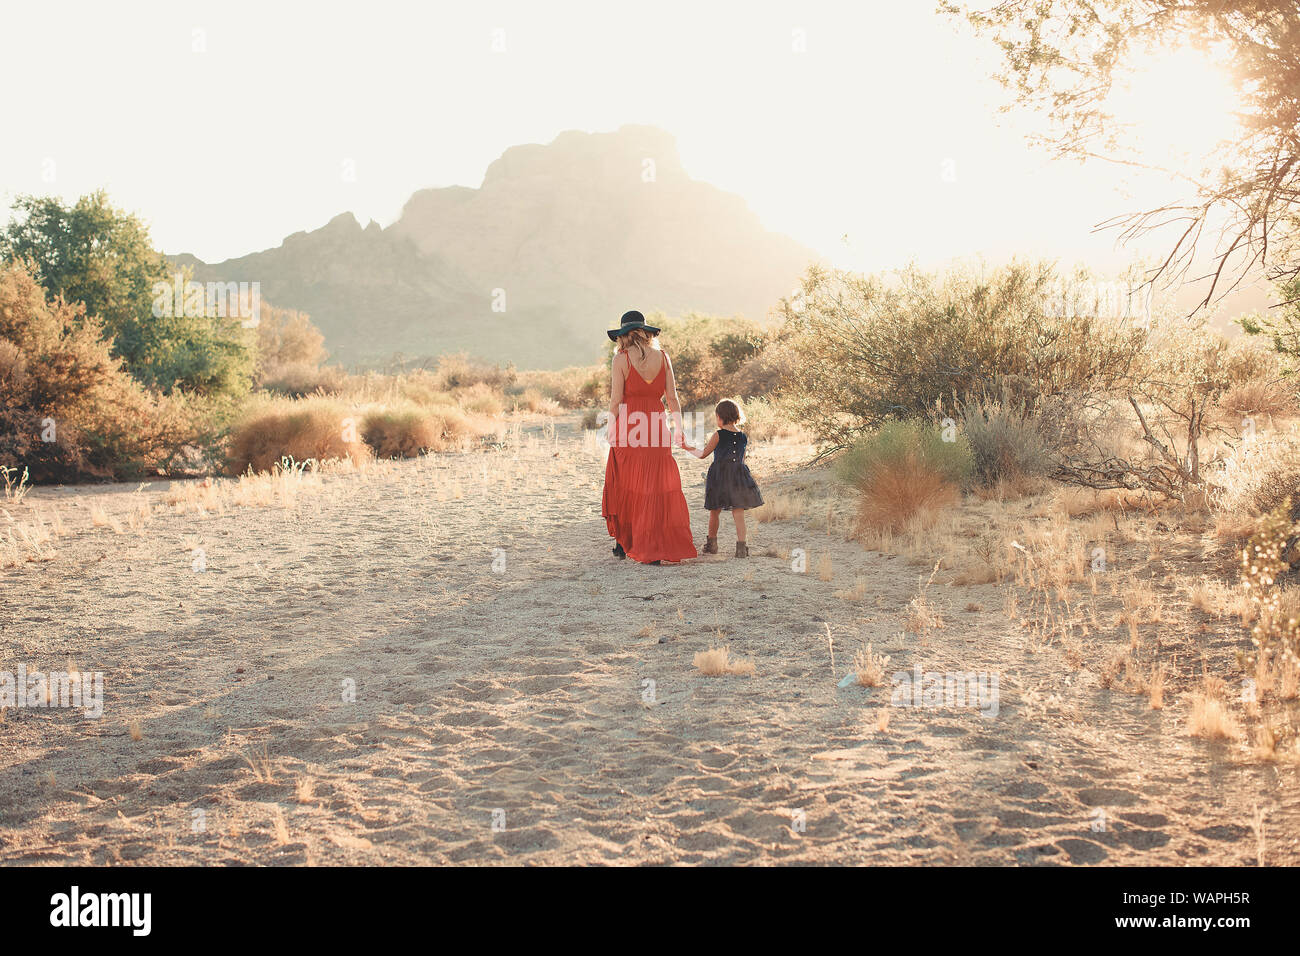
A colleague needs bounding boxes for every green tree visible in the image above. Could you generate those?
[1238,275,1300,371]
[0,191,253,397]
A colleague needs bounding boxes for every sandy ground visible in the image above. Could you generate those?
[2,415,1298,865]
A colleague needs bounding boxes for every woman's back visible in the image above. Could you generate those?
[621,350,666,401]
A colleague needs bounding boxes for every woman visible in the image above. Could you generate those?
[601,311,697,564]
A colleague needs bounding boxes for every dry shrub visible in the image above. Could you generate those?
[693,645,756,677]
[397,371,458,408]
[0,261,200,481]
[514,365,606,409]
[1219,378,1297,421]
[1239,500,1300,671]
[509,387,563,415]
[1047,486,1136,518]
[638,313,773,406]
[960,395,1055,486]
[259,360,346,397]
[362,405,472,458]
[904,593,944,634]
[454,382,505,417]
[1222,336,1283,386]
[743,396,808,443]
[254,304,341,396]
[434,352,515,392]
[837,421,972,533]
[1188,576,1254,621]
[1213,426,1300,521]
[227,399,370,475]
[1148,663,1167,709]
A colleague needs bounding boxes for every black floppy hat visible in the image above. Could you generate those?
[607,310,661,341]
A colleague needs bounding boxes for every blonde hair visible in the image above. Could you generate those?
[616,327,660,360]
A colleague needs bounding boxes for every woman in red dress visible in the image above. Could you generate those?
[601,311,698,564]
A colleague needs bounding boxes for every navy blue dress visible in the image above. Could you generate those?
[704,429,764,511]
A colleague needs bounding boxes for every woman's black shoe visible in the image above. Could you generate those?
[613,543,626,559]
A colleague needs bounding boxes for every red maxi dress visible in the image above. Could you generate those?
[601,359,698,563]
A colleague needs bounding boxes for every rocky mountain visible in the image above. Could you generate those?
[172,126,818,369]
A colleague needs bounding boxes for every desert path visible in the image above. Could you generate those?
[2,418,1297,865]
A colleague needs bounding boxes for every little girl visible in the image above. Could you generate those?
[681,399,764,557]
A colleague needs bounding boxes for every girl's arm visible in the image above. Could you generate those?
[684,430,719,460]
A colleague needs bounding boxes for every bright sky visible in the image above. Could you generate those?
[0,0,1243,280]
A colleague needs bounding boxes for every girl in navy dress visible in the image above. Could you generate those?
[681,399,764,557]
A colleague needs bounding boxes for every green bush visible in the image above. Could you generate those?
[0,261,202,481]
[959,396,1055,485]
[1,191,255,400]
[835,419,973,531]
[836,419,973,490]
[781,261,1149,451]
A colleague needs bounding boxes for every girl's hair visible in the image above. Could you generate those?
[615,327,659,359]
[715,399,745,426]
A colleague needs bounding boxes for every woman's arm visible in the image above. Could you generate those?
[605,351,626,442]
[608,351,626,421]
[663,352,685,436]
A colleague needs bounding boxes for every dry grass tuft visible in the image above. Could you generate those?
[1187,694,1242,740]
[1148,663,1167,710]
[753,492,807,524]
[903,563,945,636]
[1186,673,1242,740]
[834,576,869,602]
[242,743,276,783]
[693,645,756,677]
[853,644,890,687]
